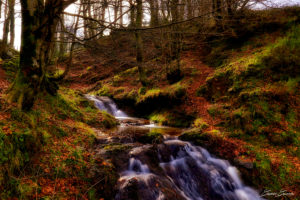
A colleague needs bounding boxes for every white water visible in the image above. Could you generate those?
[85,95,128,118]
[86,95,263,200]
[160,140,262,200]
[117,140,263,200]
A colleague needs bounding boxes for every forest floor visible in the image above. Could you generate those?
[1,7,300,199]
[64,45,299,198]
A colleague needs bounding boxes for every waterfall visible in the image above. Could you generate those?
[116,139,263,200]
[85,95,128,118]
[86,94,263,200]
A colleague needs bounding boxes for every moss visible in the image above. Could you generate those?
[149,113,168,125]
[94,85,112,97]
[192,118,209,130]
[137,132,163,144]
[49,124,68,137]
[179,128,205,142]
[149,111,194,128]
[138,83,186,104]
[138,86,147,95]
[101,111,118,128]
[104,143,131,154]
[2,57,19,79]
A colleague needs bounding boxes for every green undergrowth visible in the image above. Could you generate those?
[2,56,19,80]
[0,87,118,199]
[203,6,300,68]
[197,23,300,194]
[149,110,194,127]
[199,24,300,145]
[92,79,190,125]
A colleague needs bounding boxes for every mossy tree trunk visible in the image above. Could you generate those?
[8,0,75,110]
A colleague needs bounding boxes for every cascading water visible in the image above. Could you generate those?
[116,139,263,200]
[86,95,263,200]
[85,95,128,118]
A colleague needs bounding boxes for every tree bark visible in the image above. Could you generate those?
[119,0,123,26]
[213,0,223,28]
[2,0,9,45]
[129,0,136,27]
[0,0,2,18]
[8,0,75,110]
[59,15,66,60]
[8,0,15,48]
[226,0,233,17]
[149,0,159,27]
[186,0,193,19]
[171,0,180,63]
[135,0,147,86]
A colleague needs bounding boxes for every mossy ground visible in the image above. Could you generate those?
[195,20,300,196]
[0,66,118,199]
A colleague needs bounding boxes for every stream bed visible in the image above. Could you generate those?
[86,95,263,200]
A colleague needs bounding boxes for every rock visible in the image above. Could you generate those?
[234,158,254,169]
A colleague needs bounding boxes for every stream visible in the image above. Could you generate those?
[86,95,263,200]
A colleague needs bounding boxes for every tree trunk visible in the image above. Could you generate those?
[149,0,159,27]
[167,0,182,83]
[8,0,74,110]
[114,0,119,27]
[8,0,15,48]
[59,15,66,60]
[82,0,89,39]
[186,0,193,19]
[179,0,185,20]
[119,0,123,26]
[135,0,147,86]
[0,0,2,18]
[2,0,9,45]
[129,0,136,27]
[226,0,233,17]
[213,0,223,28]
[171,0,180,63]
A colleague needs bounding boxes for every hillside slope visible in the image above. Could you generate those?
[63,7,300,197]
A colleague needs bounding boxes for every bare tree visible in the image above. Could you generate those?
[8,0,76,110]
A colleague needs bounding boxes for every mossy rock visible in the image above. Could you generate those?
[179,128,205,142]
[104,143,131,155]
[149,111,194,128]
[101,112,119,128]
[192,118,209,130]
[179,128,223,145]
[267,131,297,146]
[137,132,163,144]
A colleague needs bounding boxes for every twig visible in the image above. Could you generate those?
[82,177,105,198]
